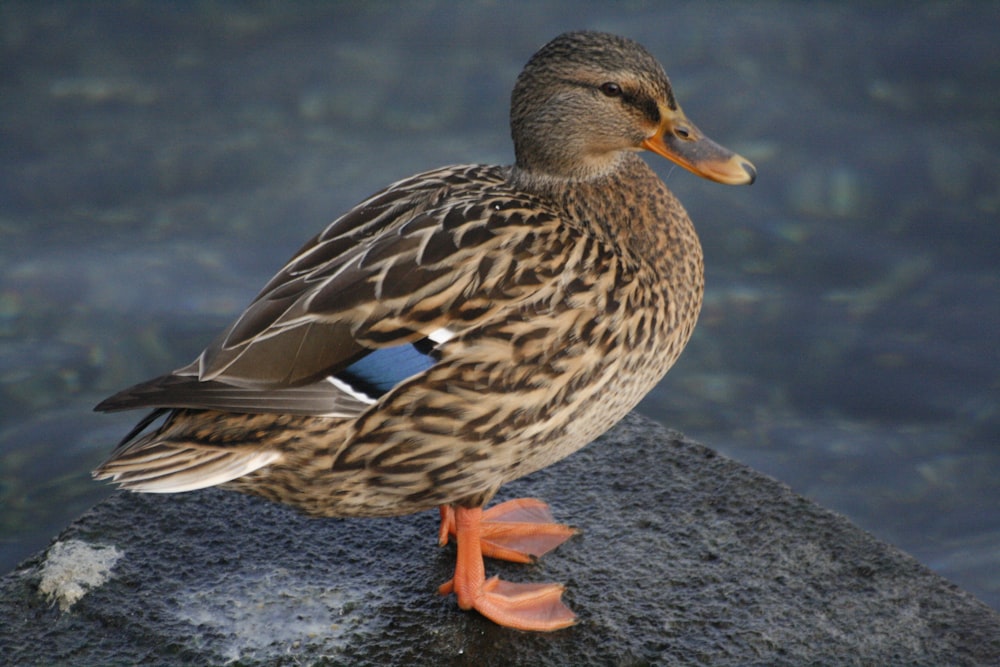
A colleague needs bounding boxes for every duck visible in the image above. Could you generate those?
[93,30,756,631]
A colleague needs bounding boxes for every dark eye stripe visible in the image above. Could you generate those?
[635,95,660,123]
[561,78,661,123]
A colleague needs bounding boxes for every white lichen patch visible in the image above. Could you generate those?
[38,539,122,612]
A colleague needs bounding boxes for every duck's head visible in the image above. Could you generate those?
[511,31,756,185]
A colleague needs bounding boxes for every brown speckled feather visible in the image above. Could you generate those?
[96,155,701,515]
[94,30,753,522]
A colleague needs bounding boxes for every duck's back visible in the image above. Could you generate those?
[95,154,702,517]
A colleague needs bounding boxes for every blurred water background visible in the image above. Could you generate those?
[1,2,997,610]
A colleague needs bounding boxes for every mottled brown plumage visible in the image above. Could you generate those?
[94,31,755,631]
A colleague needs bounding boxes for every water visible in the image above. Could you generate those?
[1,1,997,611]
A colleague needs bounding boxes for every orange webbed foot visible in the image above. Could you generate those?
[438,504,576,631]
[438,575,576,631]
[438,498,577,563]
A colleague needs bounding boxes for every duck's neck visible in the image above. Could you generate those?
[510,149,630,191]
[511,154,701,270]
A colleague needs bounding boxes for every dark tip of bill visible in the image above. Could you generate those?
[742,161,757,185]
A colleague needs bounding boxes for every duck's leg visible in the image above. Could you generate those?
[437,505,576,631]
[438,498,577,563]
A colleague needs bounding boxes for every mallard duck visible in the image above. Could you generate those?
[94,31,755,631]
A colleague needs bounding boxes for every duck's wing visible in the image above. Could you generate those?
[96,164,565,417]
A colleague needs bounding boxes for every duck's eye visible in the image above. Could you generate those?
[599,82,623,98]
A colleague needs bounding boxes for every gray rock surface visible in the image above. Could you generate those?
[1,413,998,666]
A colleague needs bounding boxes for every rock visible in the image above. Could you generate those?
[1,413,997,665]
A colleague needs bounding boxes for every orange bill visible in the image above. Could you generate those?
[641,109,756,186]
